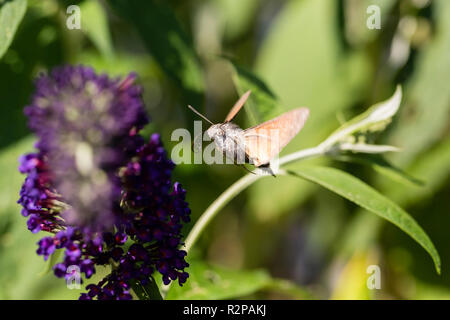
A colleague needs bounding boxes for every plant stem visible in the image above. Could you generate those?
[184,173,260,252]
[184,145,324,254]
[160,145,324,298]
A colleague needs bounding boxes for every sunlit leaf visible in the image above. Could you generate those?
[287,165,441,274]
[80,0,114,59]
[166,261,271,300]
[0,0,27,59]
[321,85,402,149]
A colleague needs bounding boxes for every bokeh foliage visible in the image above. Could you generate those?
[0,0,449,299]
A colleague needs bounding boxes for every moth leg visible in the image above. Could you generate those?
[239,164,257,175]
[258,163,276,177]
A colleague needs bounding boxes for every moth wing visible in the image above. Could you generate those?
[243,135,276,167]
[243,108,309,166]
[224,90,251,122]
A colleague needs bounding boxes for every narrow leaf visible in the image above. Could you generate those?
[227,59,283,125]
[131,276,163,300]
[333,153,424,187]
[166,261,271,300]
[287,166,441,274]
[80,0,114,59]
[321,85,402,149]
[0,0,27,59]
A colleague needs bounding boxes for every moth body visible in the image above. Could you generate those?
[188,90,309,172]
[206,123,247,164]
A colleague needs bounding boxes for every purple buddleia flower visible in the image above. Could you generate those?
[23,65,148,230]
[18,65,190,300]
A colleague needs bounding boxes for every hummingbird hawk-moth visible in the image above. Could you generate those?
[188,90,309,174]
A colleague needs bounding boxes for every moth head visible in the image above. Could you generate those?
[206,124,223,140]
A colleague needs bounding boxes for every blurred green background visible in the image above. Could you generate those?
[0,0,449,299]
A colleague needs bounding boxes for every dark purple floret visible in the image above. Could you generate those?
[18,65,190,300]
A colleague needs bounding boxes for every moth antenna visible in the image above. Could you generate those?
[187,105,214,125]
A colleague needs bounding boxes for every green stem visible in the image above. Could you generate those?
[184,173,260,252]
[184,145,324,253]
[161,145,324,298]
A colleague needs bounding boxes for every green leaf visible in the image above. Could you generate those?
[131,277,162,300]
[227,59,283,126]
[337,137,450,258]
[287,166,441,274]
[0,0,27,59]
[80,0,114,59]
[165,261,272,300]
[321,85,402,149]
[332,153,424,187]
[107,0,204,104]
